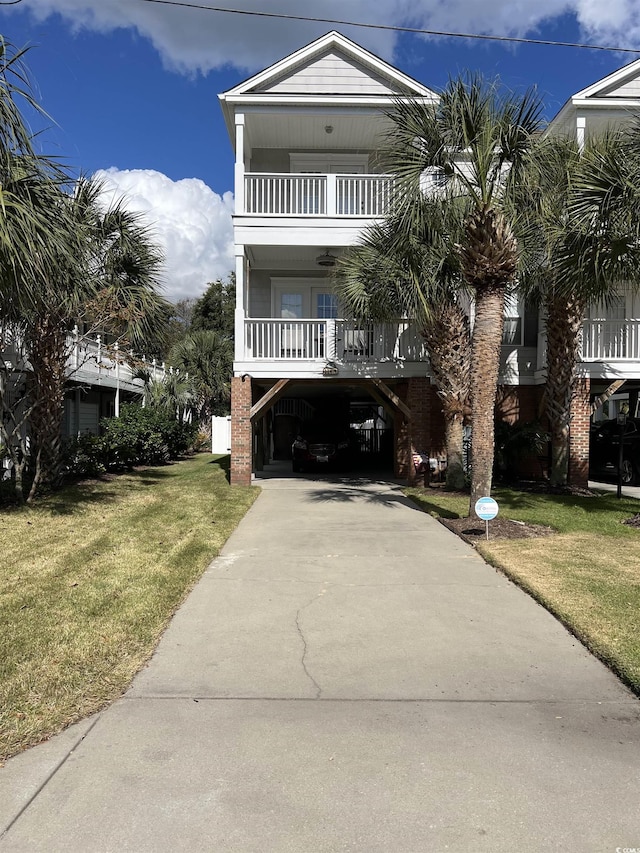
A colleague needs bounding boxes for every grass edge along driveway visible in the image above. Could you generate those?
[0,454,258,763]
[406,486,640,698]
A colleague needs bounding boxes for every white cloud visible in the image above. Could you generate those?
[12,0,640,74]
[94,168,234,304]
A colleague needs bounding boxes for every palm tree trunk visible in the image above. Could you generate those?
[421,301,471,492]
[543,292,586,487]
[468,284,506,512]
[26,319,68,498]
[444,414,465,489]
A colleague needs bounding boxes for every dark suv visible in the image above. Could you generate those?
[291,423,354,473]
[589,417,640,485]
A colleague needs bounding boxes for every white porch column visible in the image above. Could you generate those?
[114,342,120,417]
[235,246,246,363]
[326,319,337,360]
[234,113,245,215]
[576,115,586,151]
[326,173,337,216]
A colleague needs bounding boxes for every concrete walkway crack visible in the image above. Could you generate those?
[295,594,324,698]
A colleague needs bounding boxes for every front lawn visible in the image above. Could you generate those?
[406,486,640,695]
[0,454,258,762]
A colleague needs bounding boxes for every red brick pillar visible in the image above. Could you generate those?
[394,410,410,478]
[569,377,591,487]
[395,377,431,484]
[230,376,252,486]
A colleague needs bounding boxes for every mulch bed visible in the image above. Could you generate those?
[439,514,555,546]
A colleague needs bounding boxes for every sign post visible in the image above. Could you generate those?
[474,496,499,540]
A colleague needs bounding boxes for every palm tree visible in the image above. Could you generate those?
[13,176,170,500]
[336,198,471,490]
[144,374,195,422]
[169,329,233,434]
[380,76,543,513]
[515,131,640,485]
[0,37,78,501]
[0,39,170,500]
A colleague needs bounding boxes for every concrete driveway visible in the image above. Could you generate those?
[1,473,639,852]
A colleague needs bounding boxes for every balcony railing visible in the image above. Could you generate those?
[63,330,170,392]
[243,319,428,362]
[582,319,640,361]
[243,173,394,217]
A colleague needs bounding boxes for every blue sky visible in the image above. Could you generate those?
[0,1,638,302]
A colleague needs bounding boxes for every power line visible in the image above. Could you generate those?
[138,0,640,54]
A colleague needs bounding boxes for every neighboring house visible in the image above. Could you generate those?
[1,325,169,454]
[61,328,170,435]
[219,31,640,487]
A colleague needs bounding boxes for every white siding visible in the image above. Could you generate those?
[248,271,272,317]
[258,51,406,96]
[79,402,100,435]
[598,77,640,98]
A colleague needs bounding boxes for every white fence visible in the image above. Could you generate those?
[211,416,231,454]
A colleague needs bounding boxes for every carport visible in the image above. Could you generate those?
[230,375,435,484]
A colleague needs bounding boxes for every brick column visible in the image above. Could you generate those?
[569,377,591,487]
[230,375,252,486]
[394,377,431,484]
[394,410,410,478]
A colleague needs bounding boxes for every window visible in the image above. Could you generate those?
[502,292,523,346]
[280,293,303,319]
[316,293,338,319]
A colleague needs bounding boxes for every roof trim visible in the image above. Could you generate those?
[570,57,640,100]
[219,30,436,101]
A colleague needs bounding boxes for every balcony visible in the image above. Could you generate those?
[582,319,640,361]
[243,173,393,217]
[67,334,170,392]
[243,319,427,362]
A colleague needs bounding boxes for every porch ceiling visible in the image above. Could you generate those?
[244,110,393,153]
[247,245,344,269]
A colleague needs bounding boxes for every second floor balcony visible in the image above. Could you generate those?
[242,318,427,363]
[242,173,394,218]
[582,319,640,361]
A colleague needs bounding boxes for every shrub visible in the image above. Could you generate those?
[62,405,198,477]
[62,434,107,477]
[100,405,197,469]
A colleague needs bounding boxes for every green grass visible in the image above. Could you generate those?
[0,454,258,762]
[406,486,640,695]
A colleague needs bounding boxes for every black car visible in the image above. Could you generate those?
[590,417,640,485]
[291,424,354,473]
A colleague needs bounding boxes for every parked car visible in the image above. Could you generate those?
[291,424,354,473]
[589,417,640,485]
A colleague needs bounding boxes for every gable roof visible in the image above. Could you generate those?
[550,58,640,130]
[220,30,436,103]
[571,58,640,101]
